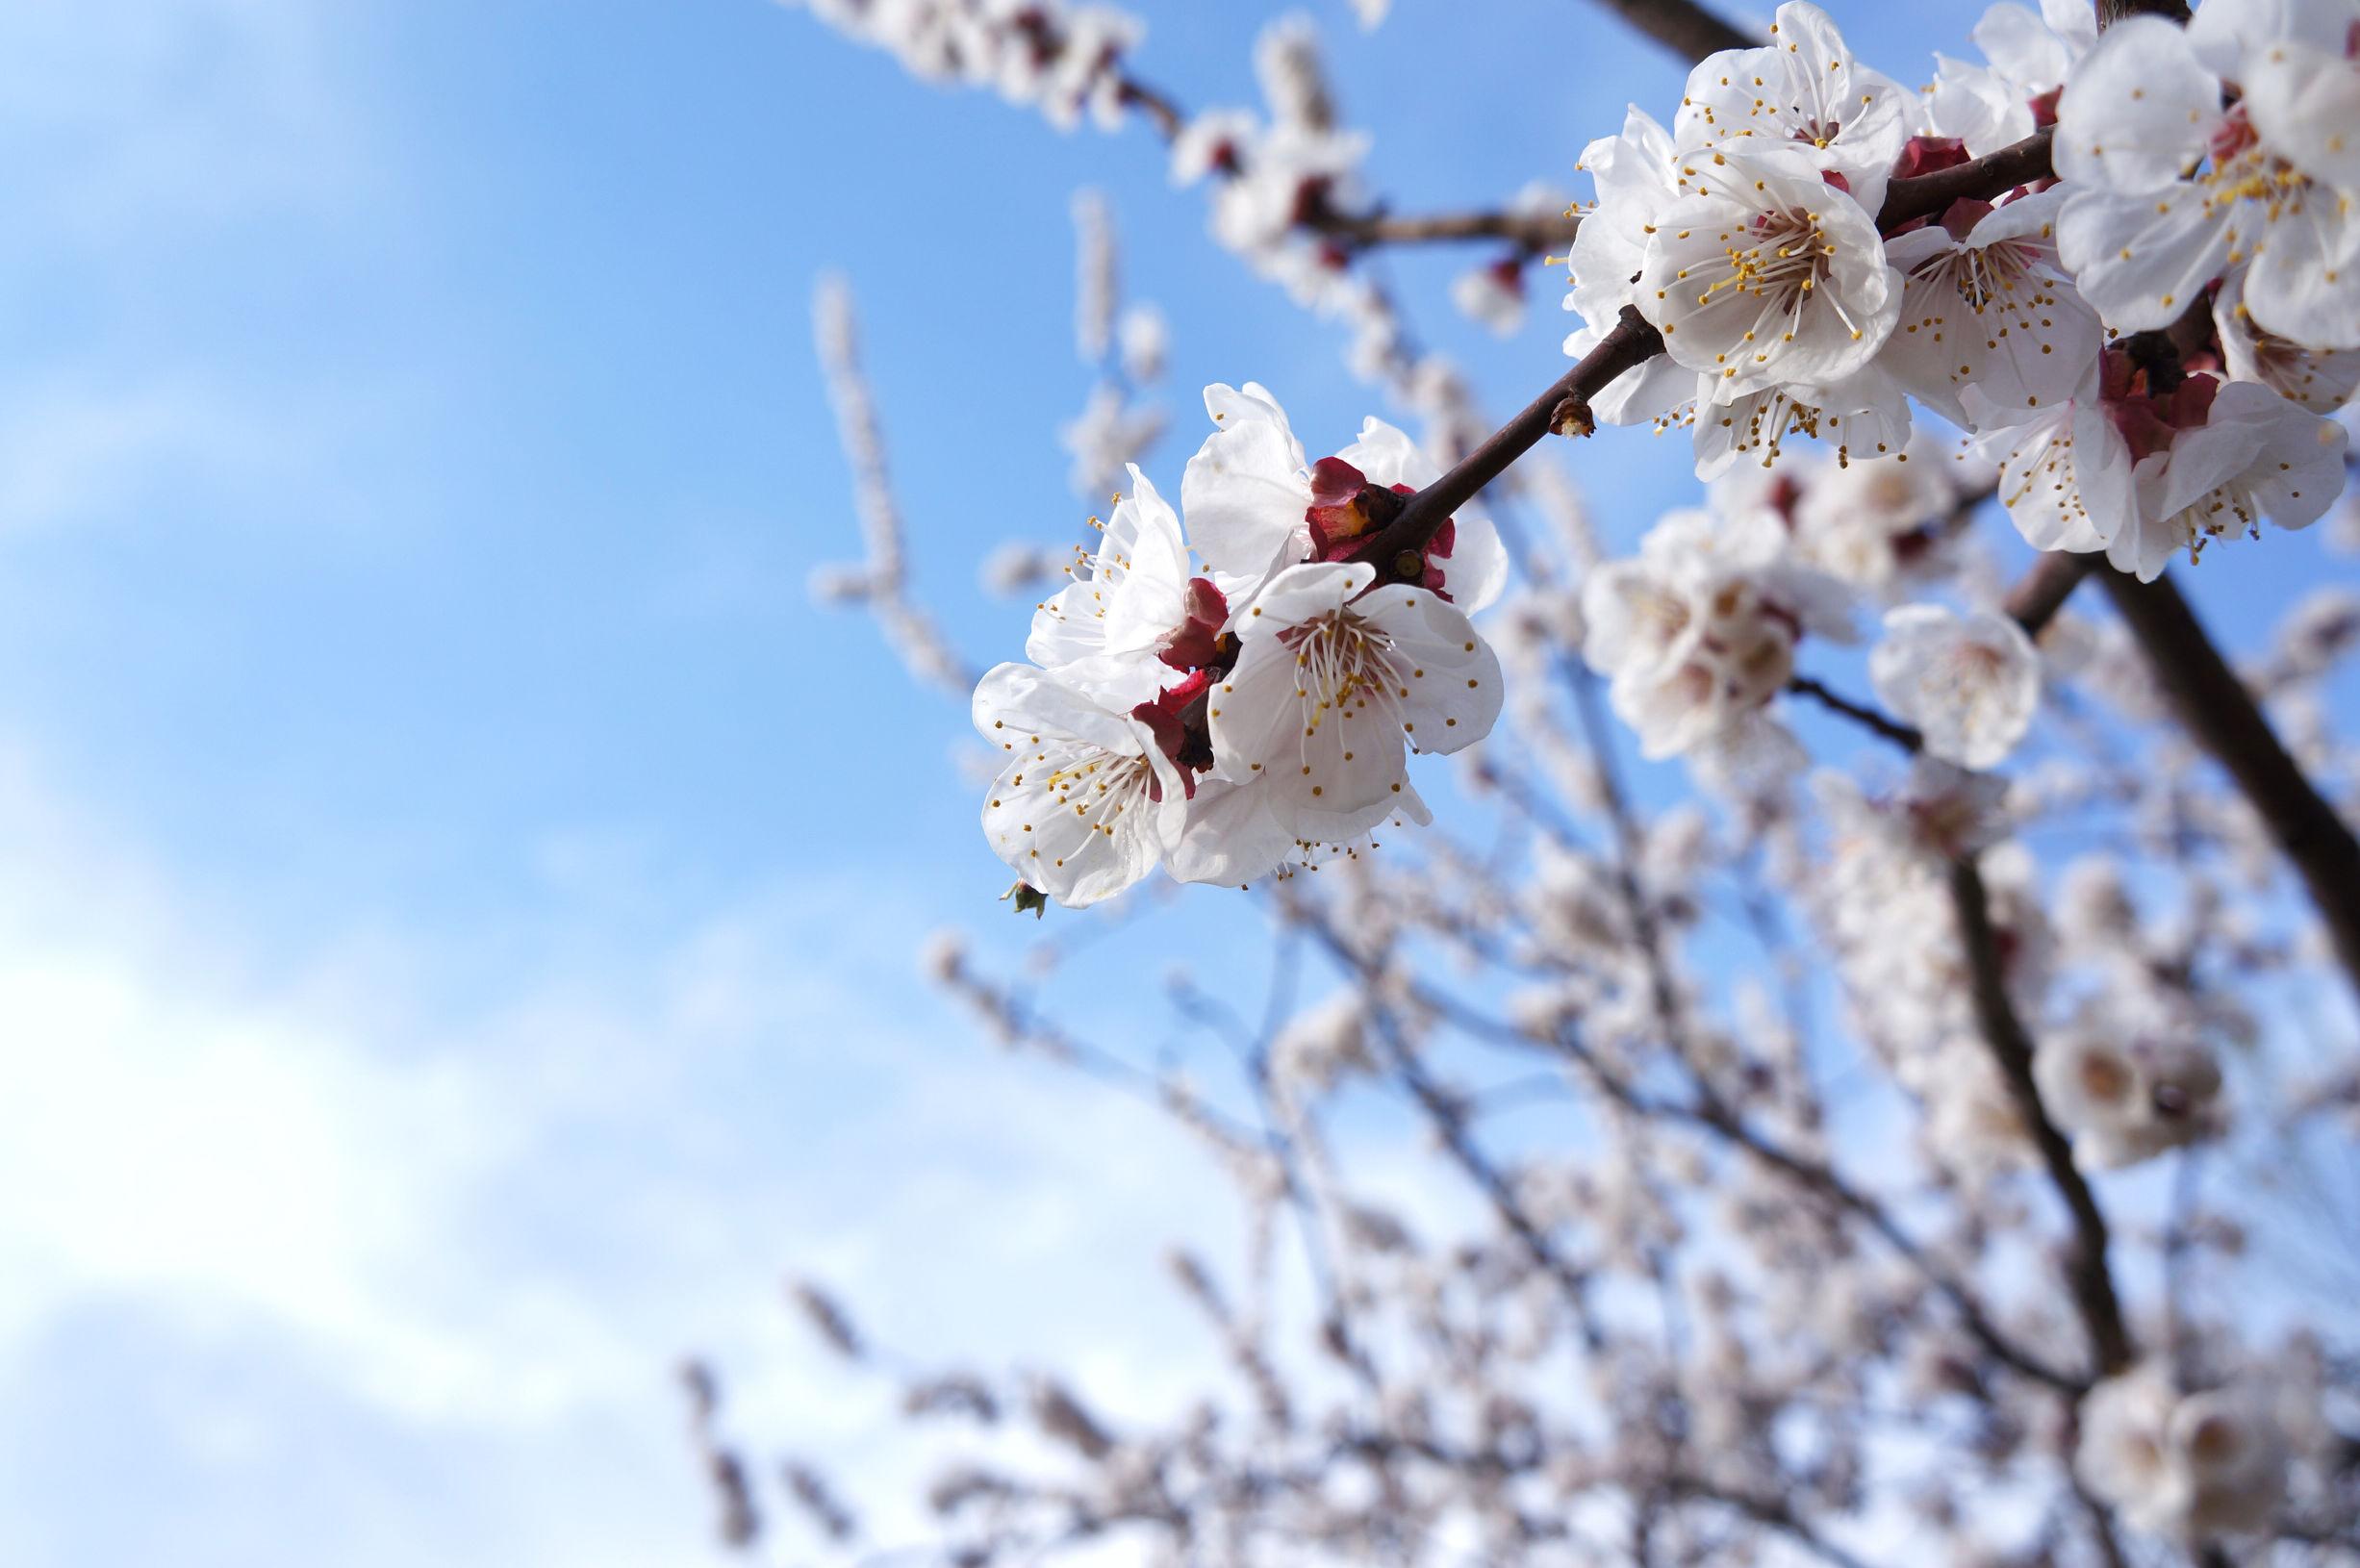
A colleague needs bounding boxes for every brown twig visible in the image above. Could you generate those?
[1876,128,2057,232]
[1311,205,1585,255]
[1350,307,1665,573]
[1352,132,2062,573]
[2006,553,2098,638]
[1786,675,1925,754]
[1947,858,2135,1379]
[1574,0,1758,61]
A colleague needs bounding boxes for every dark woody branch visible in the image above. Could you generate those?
[1573,0,1758,61]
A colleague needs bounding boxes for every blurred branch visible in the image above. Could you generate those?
[1786,677,1924,755]
[2098,569,2360,1004]
[1948,857,2134,1379]
[1310,202,1583,256]
[809,276,981,696]
[1573,0,1758,61]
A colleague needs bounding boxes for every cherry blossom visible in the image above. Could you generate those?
[2080,1364,2297,1537]
[2215,268,2360,413]
[1967,381,2138,555]
[1673,2,1913,213]
[1881,185,2102,426]
[1924,0,2093,156]
[1026,465,1192,701]
[1180,385,1505,615]
[1869,603,2043,769]
[974,661,1188,908]
[1206,561,1501,840]
[2054,10,2360,348]
[1581,507,1852,760]
[2116,377,2350,580]
[1637,146,1903,402]
[2032,1019,2223,1168]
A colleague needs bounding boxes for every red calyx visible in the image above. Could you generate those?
[1306,457,1377,558]
[1158,577,1231,672]
[2100,348,2220,463]
[1130,669,1213,799]
[1940,196,1994,240]
[2210,105,2259,164]
[1892,135,1970,181]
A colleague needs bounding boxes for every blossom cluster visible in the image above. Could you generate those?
[977,386,1508,906]
[778,0,1145,131]
[1567,0,2353,580]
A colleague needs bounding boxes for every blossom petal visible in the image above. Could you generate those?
[1359,587,1505,755]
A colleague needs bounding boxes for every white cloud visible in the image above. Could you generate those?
[0,743,1259,1565]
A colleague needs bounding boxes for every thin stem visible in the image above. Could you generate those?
[1786,675,1925,754]
[1312,204,1584,255]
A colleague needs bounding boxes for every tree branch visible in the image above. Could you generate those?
[1311,205,1584,255]
[1786,675,1925,754]
[1352,130,2062,573]
[1947,857,2134,1379]
[2005,552,2098,638]
[2097,569,2360,1003]
[1573,0,1758,62]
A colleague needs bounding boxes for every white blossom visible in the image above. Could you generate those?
[1673,2,1912,214]
[1880,186,2102,427]
[2032,1019,2222,1169]
[1206,561,1502,840]
[2079,1363,2293,1537]
[1638,147,1902,403]
[2115,377,2349,581]
[1869,603,2042,769]
[974,661,1188,908]
[1027,464,1191,700]
[2055,9,2360,348]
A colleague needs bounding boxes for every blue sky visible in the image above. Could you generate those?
[5,0,2351,1564]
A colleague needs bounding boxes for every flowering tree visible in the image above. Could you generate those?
[691,0,2360,1562]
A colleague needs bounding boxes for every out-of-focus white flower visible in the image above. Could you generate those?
[1271,992,1374,1096]
[1580,508,1853,759]
[1118,303,1170,383]
[1254,13,1334,132]
[2033,1022,2222,1168]
[1869,603,2042,769]
[1789,436,1963,591]
[1452,258,1527,337]
[2079,1363,2293,1537]
[1059,384,1167,501]
[979,541,1066,597]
